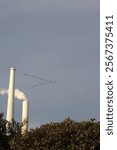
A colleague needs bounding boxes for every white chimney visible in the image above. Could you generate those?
[6,67,15,122]
[22,100,29,134]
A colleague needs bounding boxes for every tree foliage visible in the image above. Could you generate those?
[10,118,100,150]
[0,113,100,150]
[0,113,9,150]
[0,113,22,150]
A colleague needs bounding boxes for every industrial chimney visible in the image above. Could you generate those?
[6,67,15,122]
[22,100,29,134]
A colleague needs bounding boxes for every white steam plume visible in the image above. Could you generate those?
[0,88,8,95]
[0,88,28,101]
[15,89,28,101]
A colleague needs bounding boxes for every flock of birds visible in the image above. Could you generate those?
[21,73,56,89]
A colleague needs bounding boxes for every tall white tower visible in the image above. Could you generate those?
[22,100,29,134]
[6,67,15,122]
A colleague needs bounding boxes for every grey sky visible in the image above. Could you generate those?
[0,0,99,127]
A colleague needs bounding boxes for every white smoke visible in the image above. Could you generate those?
[0,88,28,101]
[0,88,8,95]
[15,89,28,101]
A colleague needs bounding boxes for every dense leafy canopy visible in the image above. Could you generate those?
[0,113,100,150]
[0,113,22,150]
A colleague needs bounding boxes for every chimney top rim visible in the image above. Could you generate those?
[10,67,15,70]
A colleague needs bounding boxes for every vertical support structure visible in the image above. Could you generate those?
[22,101,29,134]
[6,67,15,122]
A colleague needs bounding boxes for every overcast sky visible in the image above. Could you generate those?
[0,0,99,128]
